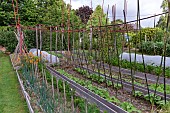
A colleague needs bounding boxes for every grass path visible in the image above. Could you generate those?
[0,52,28,113]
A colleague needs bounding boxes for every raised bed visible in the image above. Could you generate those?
[47,66,127,113]
[10,54,34,113]
[77,66,170,100]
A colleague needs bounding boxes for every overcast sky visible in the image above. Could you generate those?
[64,0,163,28]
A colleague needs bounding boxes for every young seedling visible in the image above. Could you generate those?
[133,91,143,97]
[120,102,141,113]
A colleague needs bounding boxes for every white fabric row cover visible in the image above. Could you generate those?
[120,52,170,67]
[29,49,59,64]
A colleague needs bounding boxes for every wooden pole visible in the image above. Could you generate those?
[71,88,74,112]
[163,0,170,104]
[50,26,52,63]
[67,0,71,53]
[112,5,116,53]
[36,25,38,56]
[56,77,60,98]
[51,74,54,98]
[89,28,92,51]
[39,25,42,59]
[85,99,88,113]
[61,28,64,55]
[55,27,58,62]
[63,81,66,111]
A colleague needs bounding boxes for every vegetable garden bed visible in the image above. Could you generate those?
[47,51,170,113]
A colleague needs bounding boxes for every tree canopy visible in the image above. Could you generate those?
[0,1,15,26]
[156,0,168,29]
[0,0,82,27]
[86,5,108,28]
[75,6,93,24]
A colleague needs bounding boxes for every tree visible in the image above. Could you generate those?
[42,0,81,28]
[0,1,15,26]
[19,0,40,26]
[0,0,40,26]
[161,0,168,12]
[42,0,66,25]
[156,0,168,29]
[86,5,108,28]
[75,6,93,24]
[156,15,167,29]
[0,0,81,27]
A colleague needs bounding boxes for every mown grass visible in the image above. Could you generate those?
[0,52,28,113]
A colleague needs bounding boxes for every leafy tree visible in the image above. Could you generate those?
[156,15,167,29]
[156,0,168,29]
[0,1,15,26]
[0,0,40,26]
[32,0,51,24]
[86,5,108,28]
[19,0,39,26]
[42,0,81,28]
[0,0,81,27]
[42,0,66,25]
[130,27,164,46]
[75,6,93,24]
[161,0,168,12]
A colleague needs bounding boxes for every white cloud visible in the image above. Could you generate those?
[64,0,163,27]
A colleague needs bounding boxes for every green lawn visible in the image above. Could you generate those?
[0,52,28,113]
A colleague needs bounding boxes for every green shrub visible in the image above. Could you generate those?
[138,41,170,57]
[0,26,69,53]
[166,45,170,57]
[0,27,17,52]
[155,42,164,55]
[130,27,163,46]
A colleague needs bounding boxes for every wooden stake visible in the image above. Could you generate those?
[56,77,59,96]
[56,27,58,64]
[36,25,38,56]
[89,28,92,51]
[85,99,88,113]
[39,25,42,59]
[63,81,66,111]
[44,68,48,87]
[50,26,52,63]
[71,88,74,112]
[51,75,54,98]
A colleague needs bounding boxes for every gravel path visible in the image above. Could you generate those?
[103,63,170,85]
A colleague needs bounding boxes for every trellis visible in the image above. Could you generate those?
[10,0,170,112]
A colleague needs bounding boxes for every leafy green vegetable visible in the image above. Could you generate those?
[133,91,143,97]
[58,69,141,112]
[144,93,161,104]
[120,102,141,113]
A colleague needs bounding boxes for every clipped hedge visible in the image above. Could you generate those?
[138,41,170,57]
[129,27,164,46]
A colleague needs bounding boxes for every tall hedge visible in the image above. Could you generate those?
[0,26,73,53]
[129,27,164,46]
[0,27,17,52]
[139,41,170,57]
